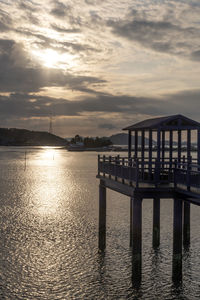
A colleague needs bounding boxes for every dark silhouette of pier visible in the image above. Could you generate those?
[97,114,200,285]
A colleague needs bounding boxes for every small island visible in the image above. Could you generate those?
[67,134,113,151]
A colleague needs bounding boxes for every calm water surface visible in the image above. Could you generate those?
[0,147,200,299]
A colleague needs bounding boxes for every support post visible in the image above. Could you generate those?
[178,130,181,165]
[162,130,165,164]
[131,194,142,284]
[130,197,133,247]
[135,131,138,159]
[157,129,161,162]
[198,129,200,166]
[153,197,160,248]
[156,129,161,185]
[128,131,132,159]
[172,198,183,282]
[183,201,190,248]
[169,130,173,170]
[141,130,145,178]
[98,180,106,251]
[187,130,191,164]
[149,130,152,176]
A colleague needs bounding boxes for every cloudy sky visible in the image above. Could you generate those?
[0,0,200,137]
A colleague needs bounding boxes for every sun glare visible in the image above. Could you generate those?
[32,48,76,69]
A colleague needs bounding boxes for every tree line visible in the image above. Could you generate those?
[70,135,112,148]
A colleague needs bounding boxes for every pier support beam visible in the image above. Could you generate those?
[152,197,160,249]
[131,194,142,284]
[130,197,133,247]
[98,180,106,251]
[183,201,190,248]
[172,198,183,282]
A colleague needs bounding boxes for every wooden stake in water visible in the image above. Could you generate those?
[24,151,27,170]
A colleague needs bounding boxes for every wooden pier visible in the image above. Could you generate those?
[97,115,200,284]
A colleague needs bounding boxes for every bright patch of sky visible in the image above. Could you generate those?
[0,0,200,136]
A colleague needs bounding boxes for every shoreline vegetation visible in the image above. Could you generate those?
[0,128,198,152]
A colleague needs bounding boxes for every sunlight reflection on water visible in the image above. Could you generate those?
[0,147,200,300]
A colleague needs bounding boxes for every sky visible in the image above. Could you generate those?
[0,0,200,137]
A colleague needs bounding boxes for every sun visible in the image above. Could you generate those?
[32,48,76,69]
[34,49,61,68]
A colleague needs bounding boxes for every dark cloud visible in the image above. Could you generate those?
[18,1,38,12]
[51,24,81,34]
[191,50,200,61]
[2,88,200,120]
[50,1,70,18]
[108,16,199,60]
[0,39,105,93]
[0,9,12,31]
[1,88,200,135]
[99,123,117,129]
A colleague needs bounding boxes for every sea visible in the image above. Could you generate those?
[0,147,200,300]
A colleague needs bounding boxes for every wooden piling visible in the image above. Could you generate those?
[98,180,106,251]
[153,197,160,248]
[183,201,190,248]
[172,198,183,282]
[131,194,142,283]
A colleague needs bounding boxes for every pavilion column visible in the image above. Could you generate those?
[98,180,106,251]
[134,131,138,159]
[197,129,200,166]
[172,198,183,283]
[128,130,132,159]
[169,130,173,169]
[157,129,161,161]
[162,131,165,163]
[155,129,161,185]
[162,131,165,173]
[183,201,190,248]
[178,130,181,165]
[149,130,152,175]
[187,130,191,163]
[141,130,145,177]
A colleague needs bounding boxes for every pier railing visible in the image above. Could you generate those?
[98,155,200,190]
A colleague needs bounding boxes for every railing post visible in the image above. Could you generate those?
[155,158,160,186]
[135,158,139,188]
[103,155,105,177]
[174,159,177,188]
[98,155,100,176]
[187,156,191,191]
[122,157,125,184]
[109,156,111,179]
[129,157,133,186]
[115,156,118,181]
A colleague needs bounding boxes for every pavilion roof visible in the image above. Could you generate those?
[123,114,200,131]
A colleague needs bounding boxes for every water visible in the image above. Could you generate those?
[0,147,200,299]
